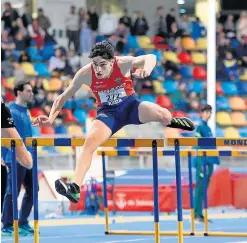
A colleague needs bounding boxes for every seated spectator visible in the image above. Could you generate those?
[170,82,189,111]
[224,15,235,35]
[223,51,239,80]
[32,78,46,107]
[13,31,26,60]
[1,29,16,60]
[162,56,180,77]
[188,91,200,110]
[169,22,184,51]
[49,48,66,73]
[236,36,247,67]
[191,17,206,40]
[28,17,45,49]
[16,18,31,47]
[236,11,247,41]
[68,50,81,74]
[132,11,149,36]
[18,51,31,63]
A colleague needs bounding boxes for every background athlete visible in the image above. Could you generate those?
[33,41,195,203]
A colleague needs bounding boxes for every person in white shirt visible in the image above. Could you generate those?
[99,5,118,37]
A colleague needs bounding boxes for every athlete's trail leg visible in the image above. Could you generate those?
[74,120,112,186]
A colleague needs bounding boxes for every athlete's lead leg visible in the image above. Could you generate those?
[55,119,112,203]
[138,101,195,131]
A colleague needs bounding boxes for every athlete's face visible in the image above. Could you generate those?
[92,56,114,79]
[201,110,212,121]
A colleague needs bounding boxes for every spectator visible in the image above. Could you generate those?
[14,31,26,52]
[236,11,247,41]
[115,23,128,54]
[65,6,80,54]
[188,91,200,111]
[169,22,184,51]
[99,5,118,37]
[1,2,19,36]
[48,47,66,73]
[162,56,180,77]
[153,6,166,37]
[191,17,206,41]
[68,50,81,74]
[166,8,176,34]
[1,29,16,60]
[78,7,86,26]
[37,8,51,33]
[170,82,189,111]
[80,13,92,54]
[1,81,35,236]
[119,9,132,29]
[22,5,33,28]
[223,51,239,80]
[132,11,149,36]
[88,5,99,44]
[18,51,31,63]
[224,15,235,34]
[13,62,27,84]
[28,17,45,49]
[236,36,247,67]
[179,14,191,35]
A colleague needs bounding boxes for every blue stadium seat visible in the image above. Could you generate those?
[55,125,67,134]
[239,128,247,138]
[180,66,193,79]
[43,146,57,153]
[63,99,74,109]
[187,111,200,123]
[27,47,43,61]
[134,49,146,56]
[95,35,107,43]
[127,35,140,49]
[163,80,177,94]
[216,127,224,137]
[216,96,231,111]
[34,63,51,76]
[140,94,156,103]
[74,109,88,123]
[150,50,163,62]
[188,81,204,94]
[32,127,41,136]
[41,46,55,60]
[236,82,247,95]
[221,82,238,95]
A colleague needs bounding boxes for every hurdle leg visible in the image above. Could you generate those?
[32,139,39,243]
[102,152,110,234]
[202,152,209,235]
[11,140,19,243]
[188,152,195,235]
[174,139,183,243]
[152,140,160,243]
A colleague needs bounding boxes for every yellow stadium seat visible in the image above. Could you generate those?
[191,52,207,65]
[42,78,51,91]
[56,146,74,154]
[181,37,196,50]
[138,36,155,49]
[6,77,15,89]
[224,127,240,138]
[163,51,179,63]
[229,97,247,111]
[216,112,232,126]
[240,69,247,81]
[196,38,207,50]
[68,125,84,136]
[21,62,38,76]
[164,127,181,138]
[112,128,127,138]
[153,80,166,94]
[37,146,48,155]
[231,112,247,126]
[49,78,63,91]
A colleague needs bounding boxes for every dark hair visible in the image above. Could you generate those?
[201,104,212,112]
[89,41,115,60]
[14,81,30,97]
[157,6,163,11]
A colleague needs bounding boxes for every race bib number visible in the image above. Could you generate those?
[98,88,127,105]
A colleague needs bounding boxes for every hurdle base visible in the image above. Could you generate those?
[105,231,109,235]
[107,231,196,236]
[206,232,247,237]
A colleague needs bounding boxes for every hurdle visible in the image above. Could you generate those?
[1,138,164,243]
[98,139,247,243]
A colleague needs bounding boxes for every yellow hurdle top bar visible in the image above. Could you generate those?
[97,149,247,157]
[167,138,247,147]
[1,138,164,147]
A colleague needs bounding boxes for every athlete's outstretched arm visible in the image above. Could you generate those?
[117,54,157,78]
[33,64,92,126]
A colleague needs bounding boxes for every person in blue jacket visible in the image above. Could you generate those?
[1,81,35,236]
[193,104,220,222]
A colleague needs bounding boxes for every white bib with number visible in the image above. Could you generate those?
[98,87,127,105]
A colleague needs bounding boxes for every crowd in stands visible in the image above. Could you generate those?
[1,2,247,138]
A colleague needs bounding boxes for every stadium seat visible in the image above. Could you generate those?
[153,80,166,94]
[134,49,146,56]
[68,125,84,136]
[156,95,174,109]
[187,111,200,123]
[224,127,240,138]
[49,77,63,91]
[149,50,163,62]
[239,128,247,137]
[178,52,192,64]
[229,97,246,111]
[187,81,204,94]
[236,82,247,95]
[196,38,207,50]
[216,112,232,126]
[34,63,51,76]
[191,52,207,65]
[21,62,38,76]
[181,37,196,50]
[163,51,179,63]
[30,108,45,117]
[88,109,97,118]
[172,111,187,117]
[5,92,15,102]
[56,147,73,154]
[74,109,88,123]
[40,126,55,135]
[240,69,247,81]
[216,96,231,111]
[216,127,224,137]
[231,112,247,126]
[60,109,78,123]
[193,66,207,80]
[55,125,67,134]
[63,99,74,110]
[180,66,193,79]
[152,36,169,50]
[138,36,155,49]
[216,82,224,95]
[141,94,156,103]
[32,126,41,136]
[41,45,55,60]
[221,82,238,95]
[127,35,140,48]
[27,47,43,61]
[163,80,177,94]
[5,77,15,90]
